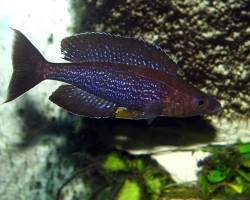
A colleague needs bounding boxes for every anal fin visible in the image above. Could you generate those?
[49,85,118,118]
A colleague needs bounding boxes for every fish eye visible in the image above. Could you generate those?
[197,99,205,106]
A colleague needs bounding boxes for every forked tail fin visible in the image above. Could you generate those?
[4,28,47,103]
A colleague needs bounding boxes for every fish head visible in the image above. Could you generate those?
[188,91,221,116]
[161,81,221,117]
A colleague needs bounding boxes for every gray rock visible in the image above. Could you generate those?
[71,0,249,147]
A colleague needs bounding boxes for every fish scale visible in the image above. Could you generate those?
[44,62,168,111]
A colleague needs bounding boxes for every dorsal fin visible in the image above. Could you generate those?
[61,32,178,75]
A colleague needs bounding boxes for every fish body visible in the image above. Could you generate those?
[5,29,221,122]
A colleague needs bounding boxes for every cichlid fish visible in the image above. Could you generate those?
[5,29,221,123]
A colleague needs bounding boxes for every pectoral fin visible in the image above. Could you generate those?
[49,85,118,118]
[144,101,165,117]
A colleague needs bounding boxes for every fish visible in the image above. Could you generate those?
[4,28,221,124]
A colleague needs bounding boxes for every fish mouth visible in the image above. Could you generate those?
[208,100,221,115]
[211,105,221,114]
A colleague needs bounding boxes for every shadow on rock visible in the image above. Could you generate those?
[10,97,74,151]
[11,96,217,154]
[77,116,217,153]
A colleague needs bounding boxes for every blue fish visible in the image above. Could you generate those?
[4,29,221,123]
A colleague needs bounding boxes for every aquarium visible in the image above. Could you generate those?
[0,0,249,199]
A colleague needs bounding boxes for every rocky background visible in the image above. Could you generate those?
[70,0,249,147]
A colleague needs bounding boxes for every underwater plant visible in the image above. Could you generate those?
[55,141,250,200]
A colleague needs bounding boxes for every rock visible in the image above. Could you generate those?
[71,0,249,148]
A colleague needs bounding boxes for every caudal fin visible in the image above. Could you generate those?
[4,28,47,103]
